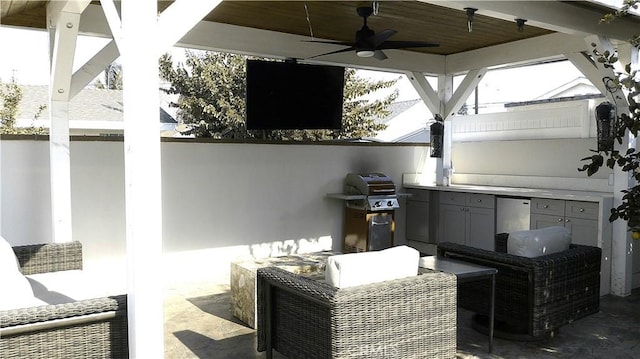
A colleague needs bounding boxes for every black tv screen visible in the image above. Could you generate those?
[245,60,345,130]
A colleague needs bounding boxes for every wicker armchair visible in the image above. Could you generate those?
[437,234,601,340]
[0,242,128,359]
[256,266,457,359]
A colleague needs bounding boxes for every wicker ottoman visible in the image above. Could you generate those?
[230,251,338,328]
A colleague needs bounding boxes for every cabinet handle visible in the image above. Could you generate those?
[543,205,549,209]
[557,218,563,222]
[565,219,571,223]
[477,199,482,203]
[579,208,585,212]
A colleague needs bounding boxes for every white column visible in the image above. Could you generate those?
[47,3,85,243]
[121,0,164,357]
[611,42,637,296]
[0,135,2,236]
[48,101,73,243]
[438,74,454,186]
[586,36,634,296]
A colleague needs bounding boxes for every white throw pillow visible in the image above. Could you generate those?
[0,236,36,310]
[324,245,419,288]
[0,235,21,273]
[507,226,571,258]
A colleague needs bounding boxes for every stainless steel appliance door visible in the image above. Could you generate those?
[496,197,531,234]
[368,213,393,250]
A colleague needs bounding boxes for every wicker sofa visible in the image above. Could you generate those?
[256,266,457,359]
[437,233,601,340]
[0,242,128,359]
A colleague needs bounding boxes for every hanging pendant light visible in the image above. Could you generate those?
[464,8,477,32]
[515,18,527,32]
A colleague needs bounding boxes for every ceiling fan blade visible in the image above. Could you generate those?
[369,29,397,47]
[307,46,356,59]
[303,40,356,47]
[373,50,388,60]
[377,40,440,50]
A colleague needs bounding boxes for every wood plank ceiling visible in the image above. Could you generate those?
[2,0,554,56]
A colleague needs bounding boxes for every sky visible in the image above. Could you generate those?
[1,25,587,106]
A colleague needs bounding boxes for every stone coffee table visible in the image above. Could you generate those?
[230,251,338,329]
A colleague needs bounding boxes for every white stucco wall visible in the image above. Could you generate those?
[0,138,434,284]
[1,135,616,284]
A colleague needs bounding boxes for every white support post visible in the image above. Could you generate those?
[587,35,633,296]
[121,0,163,357]
[437,74,454,186]
[0,134,2,236]
[47,2,87,243]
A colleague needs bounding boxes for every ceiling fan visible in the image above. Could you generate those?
[307,6,439,61]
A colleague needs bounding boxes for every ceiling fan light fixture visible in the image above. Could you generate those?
[356,50,376,58]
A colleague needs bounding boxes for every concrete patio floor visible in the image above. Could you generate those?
[164,281,640,358]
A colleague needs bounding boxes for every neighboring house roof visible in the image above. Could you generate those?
[375,99,422,125]
[533,77,600,100]
[506,78,603,108]
[374,99,431,142]
[13,84,177,134]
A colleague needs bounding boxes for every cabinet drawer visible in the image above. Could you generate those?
[467,193,495,209]
[565,201,599,220]
[439,191,466,206]
[531,198,564,216]
[405,188,430,202]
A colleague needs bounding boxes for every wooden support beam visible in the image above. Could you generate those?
[70,40,119,98]
[565,51,609,96]
[405,71,440,115]
[99,0,123,50]
[156,0,223,55]
[445,68,487,118]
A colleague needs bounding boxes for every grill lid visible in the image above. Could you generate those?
[344,173,399,211]
[345,173,396,196]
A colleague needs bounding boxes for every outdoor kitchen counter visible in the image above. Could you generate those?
[402,182,613,202]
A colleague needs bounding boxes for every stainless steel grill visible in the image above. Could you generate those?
[343,173,399,253]
[344,173,400,212]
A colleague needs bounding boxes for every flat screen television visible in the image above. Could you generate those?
[245,60,345,130]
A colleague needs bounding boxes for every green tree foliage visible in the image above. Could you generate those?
[579,0,640,228]
[0,79,47,135]
[159,50,397,140]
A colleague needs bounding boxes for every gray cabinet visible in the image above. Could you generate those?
[405,189,431,243]
[439,191,495,250]
[530,198,598,246]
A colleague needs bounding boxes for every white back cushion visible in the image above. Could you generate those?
[0,236,36,310]
[325,245,419,288]
[507,226,571,258]
[0,235,20,273]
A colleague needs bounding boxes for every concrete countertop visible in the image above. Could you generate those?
[402,182,613,202]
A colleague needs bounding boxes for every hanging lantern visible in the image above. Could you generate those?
[595,101,615,152]
[430,115,444,158]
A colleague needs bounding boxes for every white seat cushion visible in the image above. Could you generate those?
[507,226,571,258]
[324,245,419,288]
[27,270,126,305]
